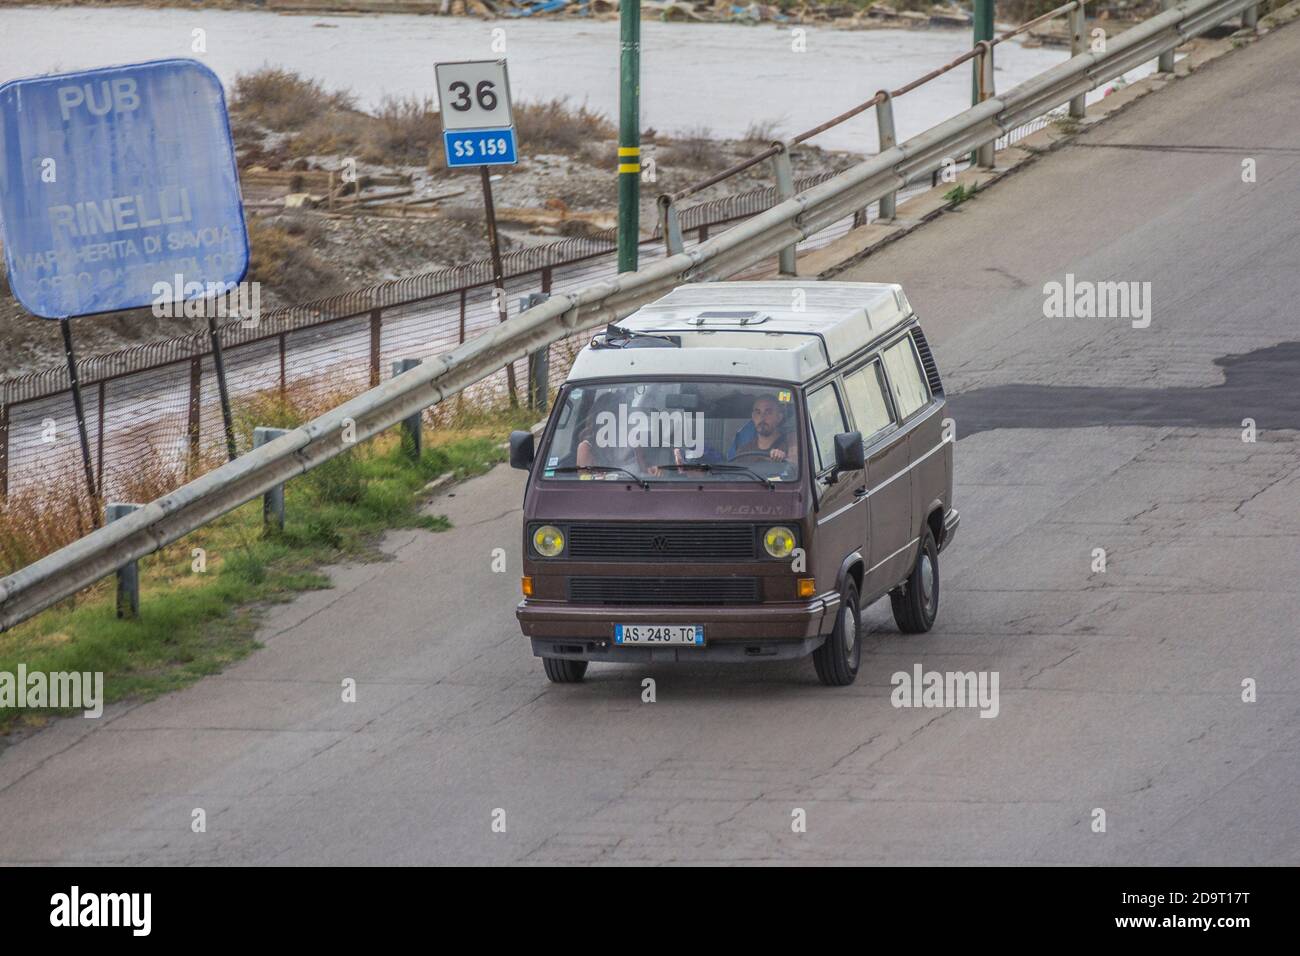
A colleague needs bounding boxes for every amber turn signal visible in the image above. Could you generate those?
[521,576,534,597]
[797,578,816,598]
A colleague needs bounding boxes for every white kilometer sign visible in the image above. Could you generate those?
[435,59,518,168]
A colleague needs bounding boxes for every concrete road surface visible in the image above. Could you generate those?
[2,20,1298,865]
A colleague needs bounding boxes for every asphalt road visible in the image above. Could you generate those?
[2,21,1298,865]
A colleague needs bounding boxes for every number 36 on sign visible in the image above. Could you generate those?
[435,59,519,169]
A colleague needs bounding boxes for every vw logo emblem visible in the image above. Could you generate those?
[650,534,670,553]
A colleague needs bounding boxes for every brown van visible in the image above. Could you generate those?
[509,281,958,686]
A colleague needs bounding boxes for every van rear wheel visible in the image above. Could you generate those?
[542,657,588,683]
[813,579,862,687]
[891,530,939,634]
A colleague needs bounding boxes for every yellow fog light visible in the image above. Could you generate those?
[797,578,817,599]
[763,526,796,558]
[521,576,534,597]
[532,525,565,557]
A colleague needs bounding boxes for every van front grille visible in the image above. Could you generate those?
[567,576,761,606]
[566,523,757,562]
[911,328,944,396]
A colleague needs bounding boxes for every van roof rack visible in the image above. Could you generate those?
[685,310,770,326]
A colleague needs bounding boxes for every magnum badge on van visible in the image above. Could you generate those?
[510,282,959,687]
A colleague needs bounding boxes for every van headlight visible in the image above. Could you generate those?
[763,526,796,558]
[532,525,565,557]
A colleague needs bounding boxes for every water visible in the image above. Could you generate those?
[0,5,1089,153]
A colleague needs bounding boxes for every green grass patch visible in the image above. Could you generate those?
[943,182,980,208]
[0,407,536,736]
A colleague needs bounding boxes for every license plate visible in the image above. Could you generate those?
[614,624,704,646]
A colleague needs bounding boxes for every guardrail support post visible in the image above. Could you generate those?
[770,143,798,276]
[254,427,290,535]
[1069,4,1087,119]
[1158,0,1176,71]
[976,42,996,169]
[106,502,142,619]
[658,195,685,257]
[519,294,551,412]
[391,358,423,460]
[1243,4,1258,29]
[875,92,898,221]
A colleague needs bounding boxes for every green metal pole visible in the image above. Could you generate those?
[971,0,995,165]
[972,0,994,106]
[618,0,640,274]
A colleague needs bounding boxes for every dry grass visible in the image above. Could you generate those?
[0,457,187,578]
[659,124,729,173]
[233,70,620,171]
[288,94,443,168]
[742,119,782,145]
[366,96,444,167]
[0,379,379,580]
[513,98,615,159]
[246,216,341,303]
[230,67,355,132]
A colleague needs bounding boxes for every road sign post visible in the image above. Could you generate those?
[0,59,250,491]
[436,59,520,406]
[59,317,100,523]
[208,314,238,461]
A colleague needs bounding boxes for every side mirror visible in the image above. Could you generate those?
[509,430,535,471]
[833,431,865,473]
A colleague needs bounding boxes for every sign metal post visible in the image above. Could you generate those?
[58,317,100,524]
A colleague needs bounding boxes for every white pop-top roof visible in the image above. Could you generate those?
[566,281,913,384]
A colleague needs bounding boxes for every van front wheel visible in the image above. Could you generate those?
[891,530,939,633]
[543,657,588,683]
[813,579,862,686]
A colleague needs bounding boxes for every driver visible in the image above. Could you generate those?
[732,394,797,463]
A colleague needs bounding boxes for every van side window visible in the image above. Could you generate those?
[882,336,930,420]
[807,383,847,473]
[843,360,894,444]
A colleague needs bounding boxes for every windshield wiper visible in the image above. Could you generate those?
[658,461,774,490]
[546,464,649,489]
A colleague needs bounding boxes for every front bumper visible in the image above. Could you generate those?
[530,635,826,663]
[517,595,832,662]
[941,507,960,552]
[518,596,830,639]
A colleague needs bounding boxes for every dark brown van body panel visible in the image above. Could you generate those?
[864,429,912,601]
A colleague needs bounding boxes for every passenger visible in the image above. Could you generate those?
[575,392,662,475]
[575,393,632,471]
[732,394,797,462]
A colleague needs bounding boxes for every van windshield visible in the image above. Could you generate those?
[539,380,802,483]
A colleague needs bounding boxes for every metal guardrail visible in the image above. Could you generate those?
[0,0,1261,632]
